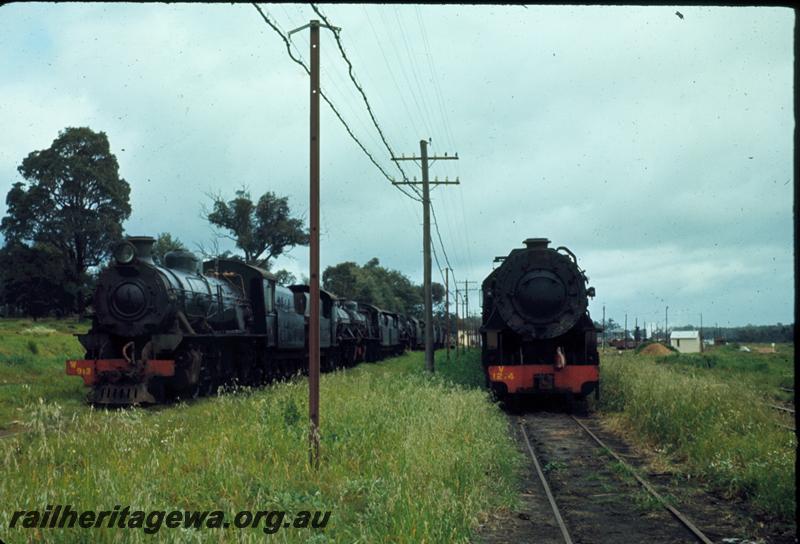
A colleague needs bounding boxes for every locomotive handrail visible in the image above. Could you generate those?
[555,246,577,264]
[556,246,587,278]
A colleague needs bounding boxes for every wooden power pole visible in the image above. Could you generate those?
[455,287,459,356]
[445,268,450,362]
[602,305,606,349]
[392,141,458,372]
[288,17,339,470]
[463,280,478,348]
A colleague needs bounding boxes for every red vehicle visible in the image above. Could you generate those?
[480,238,599,405]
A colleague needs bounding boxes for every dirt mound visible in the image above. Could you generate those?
[639,343,673,356]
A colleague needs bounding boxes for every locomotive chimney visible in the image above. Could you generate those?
[524,238,550,249]
[126,236,155,264]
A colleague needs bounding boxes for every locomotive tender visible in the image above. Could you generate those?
[66,236,444,405]
[481,238,599,402]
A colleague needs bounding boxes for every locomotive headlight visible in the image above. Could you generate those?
[113,241,136,264]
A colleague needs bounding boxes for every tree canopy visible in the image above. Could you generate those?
[322,258,445,317]
[0,242,74,317]
[152,232,187,266]
[204,188,309,267]
[0,127,131,312]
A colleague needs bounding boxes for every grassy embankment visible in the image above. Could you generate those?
[0,318,519,543]
[0,318,89,430]
[600,343,795,521]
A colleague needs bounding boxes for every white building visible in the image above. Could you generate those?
[670,330,702,353]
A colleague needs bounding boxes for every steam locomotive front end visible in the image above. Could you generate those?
[481,238,599,401]
[66,236,245,405]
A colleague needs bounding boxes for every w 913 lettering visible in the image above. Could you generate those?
[67,236,444,405]
[481,238,599,405]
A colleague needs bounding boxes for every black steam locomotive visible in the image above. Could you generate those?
[67,236,445,405]
[481,238,599,402]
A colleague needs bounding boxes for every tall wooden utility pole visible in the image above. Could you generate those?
[624,314,627,349]
[463,280,477,348]
[465,280,469,344]
[602,305,605,349]
[445,268,450,362]
[392,141,458,372]
[462,293,466,349]
[700,312,703,349]
[454,287,459,355]
[288,18,338,470]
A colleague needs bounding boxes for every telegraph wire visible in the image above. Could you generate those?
[310,2,466,283]
[282,6,386,156]
[364,7,423,151]
[414,6,457,153]
[310,3,419,198]
[378,8,434,141]
[392,7,437,140]
[274,6,424,240]
[430,235,448,286]
[251,3,422,203]
[430,202,456,284]
[255,4,466,294]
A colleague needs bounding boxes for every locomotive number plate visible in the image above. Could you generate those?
[489,366,516,381]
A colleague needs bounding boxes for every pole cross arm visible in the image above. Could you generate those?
[392,154,458,162]
[391,178,460,185]
[288,20,340,36]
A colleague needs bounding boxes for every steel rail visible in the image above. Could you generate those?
[571,416,714,544]
[519,420,574,544]
[763,403,795,415]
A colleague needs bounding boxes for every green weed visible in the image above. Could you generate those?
[543,460,567,473]
[600,348,795,520]
[0,343,521,543]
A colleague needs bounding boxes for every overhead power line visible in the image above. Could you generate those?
[310,4,416,192]
[251,3,421,203]
[430,202,456,282]
[431,237,447,285]
[254,4,466,290]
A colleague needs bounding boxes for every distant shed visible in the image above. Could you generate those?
[670,330,702,353]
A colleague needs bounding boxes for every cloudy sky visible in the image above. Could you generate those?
[0,4,793,328]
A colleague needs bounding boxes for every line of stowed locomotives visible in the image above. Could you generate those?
[67,236,448,405]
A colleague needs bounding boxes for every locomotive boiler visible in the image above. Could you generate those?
[481,238,599,403]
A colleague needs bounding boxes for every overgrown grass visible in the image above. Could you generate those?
[0,318,89,429]
[1,347,521,542]
[430,347,485,389]
[600,348,795,521]
[654,344,795,402]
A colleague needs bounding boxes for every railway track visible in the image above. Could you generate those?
[763,402,795,415]
[509,413,726,544]
[761,402,796,432]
